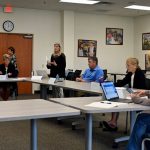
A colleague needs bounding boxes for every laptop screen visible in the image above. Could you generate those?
[101,82,119,100]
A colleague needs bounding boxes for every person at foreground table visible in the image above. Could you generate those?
[103,57,146,131]
[0,54,18,100]
[127,90,150,150]
[76,56,104,83]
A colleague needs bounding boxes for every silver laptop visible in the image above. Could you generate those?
[101,82,132,103]
[36,70,48,78]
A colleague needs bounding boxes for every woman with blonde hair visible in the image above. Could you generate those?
[47,43,66,78]
[0,54,18,100]
[103,57,146,131]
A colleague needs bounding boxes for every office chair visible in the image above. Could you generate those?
[103,69,108,81]
[142,133,150,150]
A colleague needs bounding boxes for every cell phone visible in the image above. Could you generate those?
[126,88,134,94]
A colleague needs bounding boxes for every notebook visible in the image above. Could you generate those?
[101,82,132,103]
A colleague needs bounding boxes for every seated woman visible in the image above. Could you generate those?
[0,54,18,100]
[127,90,150,150]
[103,57,146,131]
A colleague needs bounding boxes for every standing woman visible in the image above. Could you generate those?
[47,43,66,78]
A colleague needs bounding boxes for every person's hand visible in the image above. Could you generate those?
[0,71,2,75]
[130,90,146,99]
[53,61,57,66]
[76,77,83,82]
[8,73,12,76]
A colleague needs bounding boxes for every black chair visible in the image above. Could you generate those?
[145,78,150,90]
[74,70,82,79]
[103,69,107,81]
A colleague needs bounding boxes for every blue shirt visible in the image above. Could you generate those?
[82,66,104,82]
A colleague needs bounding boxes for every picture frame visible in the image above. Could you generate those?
[142,33,150,50]
[106,28,123,45]
[78,39,97,57]
[145,54,150,71]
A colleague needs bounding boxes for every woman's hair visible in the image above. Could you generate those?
[8,47,15,54]
[126,57,140,69]
[3,54,10,61]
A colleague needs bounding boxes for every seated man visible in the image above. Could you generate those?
[0,54,18,100]
[127,90,150,150]
[76,56,104,83]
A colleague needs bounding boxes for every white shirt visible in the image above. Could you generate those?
[131,73,135,88]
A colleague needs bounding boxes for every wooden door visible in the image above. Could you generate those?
[0,33,33,94]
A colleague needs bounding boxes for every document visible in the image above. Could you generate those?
[85,101,125,108]
[31,76,42,80]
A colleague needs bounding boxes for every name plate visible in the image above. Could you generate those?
[48,78,56,84]
[0,75,8,80]
[31,76,42,80]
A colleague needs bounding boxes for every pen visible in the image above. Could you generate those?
[100,101,112,104]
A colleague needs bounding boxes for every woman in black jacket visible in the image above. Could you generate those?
[47,43,66,78]
[0,54,18,100]
[103,58,146,131]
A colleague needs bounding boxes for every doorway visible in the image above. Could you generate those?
[0,33,33,94]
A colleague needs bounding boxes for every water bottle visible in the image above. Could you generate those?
[55,74,59,83]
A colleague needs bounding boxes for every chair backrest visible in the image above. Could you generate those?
[145,78,150,90]
[103,69,107,80]
[74,70,82,78]
[66,72,75,81]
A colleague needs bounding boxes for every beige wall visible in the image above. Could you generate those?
[134,15,150,71]
[74,12,134,73]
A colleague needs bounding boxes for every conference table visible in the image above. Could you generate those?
[25,78,103,99]
[0,99,80,150]
[50,97,150,150]
[0,77,102,99]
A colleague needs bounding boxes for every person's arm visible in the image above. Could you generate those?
[115,72,131,87]
[46,55,54,69]
[95,69,104,82]
[132,98,150,106]
[76,70,86,82]
[8,64,18,77]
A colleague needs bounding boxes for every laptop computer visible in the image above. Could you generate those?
[36,70,48,78]
[101,82,132,103]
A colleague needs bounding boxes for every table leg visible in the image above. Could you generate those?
[31,119,38,150]
[114,75,117,83]
[85,113,93,150]
[40,85,47,99]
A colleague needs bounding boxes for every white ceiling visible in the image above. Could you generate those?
[1,0,150,17]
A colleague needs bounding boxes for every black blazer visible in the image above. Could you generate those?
[0,63,18,78]
[47,53,66,78]
[115,68,146,89]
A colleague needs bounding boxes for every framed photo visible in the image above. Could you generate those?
[106,28,123,45]
[145,54,150,71]
[78,39,97,57]
[142,33,150,50]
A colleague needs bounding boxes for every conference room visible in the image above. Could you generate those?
[0,0,150,150]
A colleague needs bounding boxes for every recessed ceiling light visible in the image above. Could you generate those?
[125,5,150,11]
[59,0,100,5]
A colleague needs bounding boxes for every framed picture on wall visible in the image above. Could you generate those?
[142,33,150,50]
[106,28,123,45]
[78,39,97,57]
[145,54,150,71]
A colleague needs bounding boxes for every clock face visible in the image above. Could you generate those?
[3,20,14,32]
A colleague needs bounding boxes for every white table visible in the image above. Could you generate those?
[0,99,80,150]
[50,97,150,150]
[26,78,102,99]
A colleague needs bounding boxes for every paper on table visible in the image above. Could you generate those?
[85,101,125,108]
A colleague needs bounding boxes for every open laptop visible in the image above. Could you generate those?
[101,82,132,103]
[36,70,48,78]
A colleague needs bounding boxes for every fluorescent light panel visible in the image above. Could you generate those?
[125,5,150,11]
[60,0,99,5]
